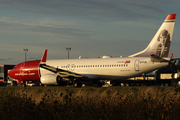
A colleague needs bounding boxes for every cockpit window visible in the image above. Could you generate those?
[13,67,16,69]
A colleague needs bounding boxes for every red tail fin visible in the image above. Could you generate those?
[41,49,47,64]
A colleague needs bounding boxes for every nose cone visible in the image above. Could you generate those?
[8,69,14,78]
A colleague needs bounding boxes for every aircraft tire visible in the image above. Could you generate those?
[22,83,26,87]
[74,82,82,87]
[39,83,44,86]
[12,81,17,86]
[22,81,27,87]
[94,82,102,87]
[77,82,82,87]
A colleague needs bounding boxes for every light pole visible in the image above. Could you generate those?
[23,49,28,61]
[66,47,71,59]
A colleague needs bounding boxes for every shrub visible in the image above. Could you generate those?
[0,86,180,119]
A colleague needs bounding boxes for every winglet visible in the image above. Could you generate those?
[40,49,47,64]
[169,53,174,58]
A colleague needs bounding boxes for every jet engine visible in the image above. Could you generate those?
[40,73,62,85]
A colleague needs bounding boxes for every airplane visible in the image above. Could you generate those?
[8,14,177,87]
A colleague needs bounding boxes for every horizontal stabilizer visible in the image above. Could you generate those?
[171,58,180,61]
[150,54,169,62]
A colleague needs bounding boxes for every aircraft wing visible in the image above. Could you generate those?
[40,64,84,78]
[39,49,84,78]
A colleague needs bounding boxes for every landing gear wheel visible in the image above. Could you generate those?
[22,81,27,87]
[12,81,17,86]
[94,82,102,87]
[98,82,102,87]
[22,83,27,87]
[39,83,44,86]
[74,82,82,87]
[77,82,82,87]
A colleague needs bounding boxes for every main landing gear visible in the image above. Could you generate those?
[93,82,102,87]
[22,81,27,87]
[74,82,82,87]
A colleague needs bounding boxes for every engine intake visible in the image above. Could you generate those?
[40,73,61,85]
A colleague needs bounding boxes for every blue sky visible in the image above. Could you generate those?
[0,0,180,64]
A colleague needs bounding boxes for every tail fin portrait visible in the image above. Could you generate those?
[129,14,176,57]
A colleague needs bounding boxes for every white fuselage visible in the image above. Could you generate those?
[40,57,169,81]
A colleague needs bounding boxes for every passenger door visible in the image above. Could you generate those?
[134,60,140,71]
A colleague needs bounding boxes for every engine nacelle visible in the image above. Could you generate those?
[40,73,61,85]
